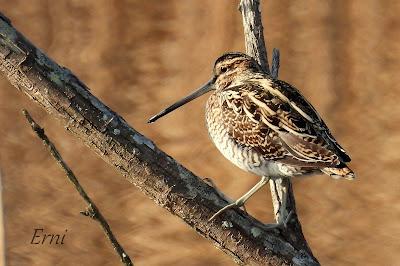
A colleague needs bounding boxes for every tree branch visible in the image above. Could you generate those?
[239,0,270,73]
[0,7,317,266]
[22,109,133,266]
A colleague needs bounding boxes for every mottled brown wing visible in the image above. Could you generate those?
[220,80,347,166]
[271,79,351,162]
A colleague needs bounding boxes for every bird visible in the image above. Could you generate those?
[148,52,355,226]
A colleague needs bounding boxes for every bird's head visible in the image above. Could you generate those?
[148,52,263,123]
[213,52,263,90]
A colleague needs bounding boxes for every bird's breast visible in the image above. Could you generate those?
[205,93,283,177]
[205,93,317,178]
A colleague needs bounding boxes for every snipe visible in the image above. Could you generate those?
[149,52,354,225]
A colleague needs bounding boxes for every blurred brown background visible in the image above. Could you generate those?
[0,0,399,265]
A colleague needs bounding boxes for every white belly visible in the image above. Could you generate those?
[206,124,293,178]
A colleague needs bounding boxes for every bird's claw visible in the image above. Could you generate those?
[258,210,295,231]
[209,201,246,221]
[282,210,294,228]
[209,203,237,221]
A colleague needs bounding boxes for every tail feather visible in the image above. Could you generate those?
[322,163,355,180]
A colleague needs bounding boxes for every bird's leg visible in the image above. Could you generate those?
[204,177,248,214]
[261,180,292,230]
[278,182,288,224]
[209,176,270,221]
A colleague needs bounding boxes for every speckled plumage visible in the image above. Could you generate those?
[148,52,355,222]
[205,52,354,180]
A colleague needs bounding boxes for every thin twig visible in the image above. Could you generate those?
[22,109,133,266]
[271,48,280,79]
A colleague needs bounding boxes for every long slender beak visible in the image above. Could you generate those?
[148,79,215,123]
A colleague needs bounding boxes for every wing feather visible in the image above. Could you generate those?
[271,79,351,162]
[219,78,350,165]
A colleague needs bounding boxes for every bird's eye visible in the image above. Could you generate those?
[220,67,228,73]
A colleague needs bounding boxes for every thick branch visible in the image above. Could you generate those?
[23,110,133,266]
[0,9,316,266]
[239,0,319,265]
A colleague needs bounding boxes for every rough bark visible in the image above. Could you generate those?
[0,6,318,266]
[239,0,270,74]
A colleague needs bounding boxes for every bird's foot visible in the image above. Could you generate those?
[204,177,247,217]
[209,199,246,221]
[258,222,283,231]
[259,210,295,231]
[208,176,270,222]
